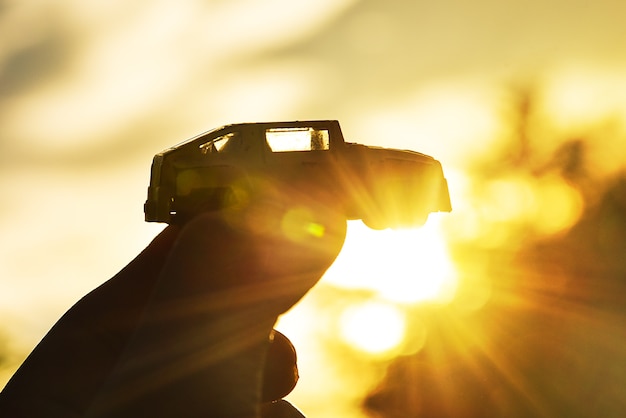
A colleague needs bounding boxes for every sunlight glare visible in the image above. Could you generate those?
[339,301,405,355]
[323,216,457,304]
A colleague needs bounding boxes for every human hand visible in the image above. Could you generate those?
[0,204,346,417]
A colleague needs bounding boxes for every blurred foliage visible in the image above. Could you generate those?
[0,332,19,388]
[362,89,626,417]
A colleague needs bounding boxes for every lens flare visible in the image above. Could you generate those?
[281,207,326,241]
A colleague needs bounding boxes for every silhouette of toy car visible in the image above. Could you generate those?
[144,120,451,229]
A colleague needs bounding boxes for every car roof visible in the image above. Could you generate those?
[158,120,341,157]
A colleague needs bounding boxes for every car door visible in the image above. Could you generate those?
[263,125,340,208]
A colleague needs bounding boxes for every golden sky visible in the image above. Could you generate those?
[2,1,626,416]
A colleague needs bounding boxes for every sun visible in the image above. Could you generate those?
[321,214,457,305]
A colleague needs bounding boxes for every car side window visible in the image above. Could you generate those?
[265,128,330,152]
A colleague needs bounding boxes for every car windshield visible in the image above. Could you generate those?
[266,127,330,152]
[199,133,239,154]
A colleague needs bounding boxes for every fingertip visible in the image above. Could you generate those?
[261,399,306,418]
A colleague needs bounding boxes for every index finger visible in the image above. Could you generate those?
[86,208,346,417]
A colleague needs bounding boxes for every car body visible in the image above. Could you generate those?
[144,120,451,229]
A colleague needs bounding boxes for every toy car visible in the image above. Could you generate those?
[144,120,451,229]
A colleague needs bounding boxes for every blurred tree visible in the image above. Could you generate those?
[0,331,16,389]
[363,88,626,418]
